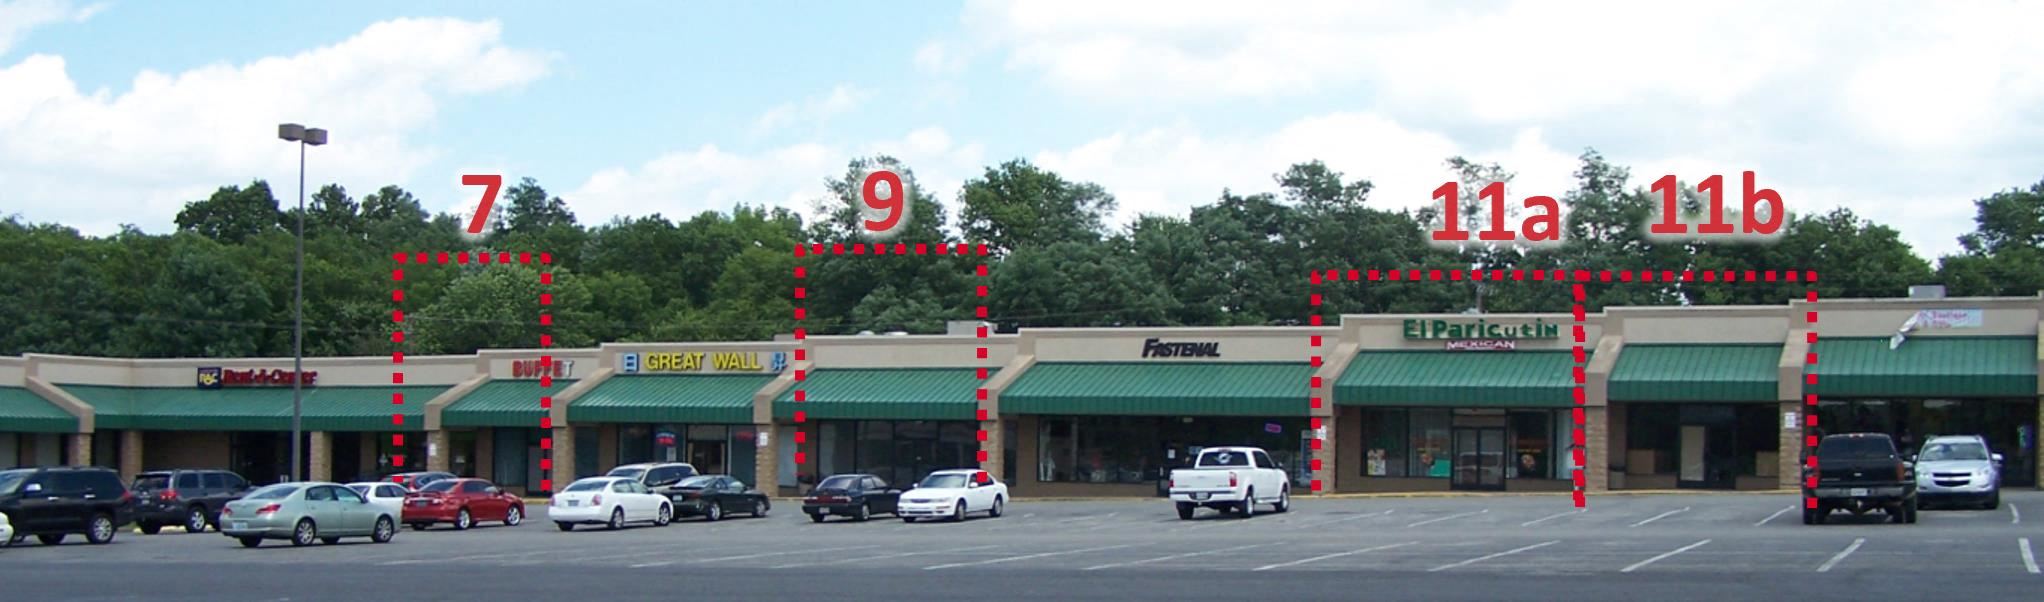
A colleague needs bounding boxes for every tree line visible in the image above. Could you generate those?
[3,149,2040,358]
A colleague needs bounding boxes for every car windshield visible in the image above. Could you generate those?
[1817,436,1895,458]
[918,474,968,489]
[607,467,646,479]
[1918,442,1989,461]
[422,480,459,493]
[1197,450,1251,467]
[0,470,28,495]
[133,475,171,490]
[676,476,717,488]
[565,480,610,492]
[817,476,861,490]
[246,485,299,500]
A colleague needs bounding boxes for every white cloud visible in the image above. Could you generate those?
[0,0,103,56]
[566,126,986,230]
[751,84,872,136]
[0,18,551,235]
[913,41,968,75]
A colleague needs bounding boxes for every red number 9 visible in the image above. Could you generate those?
[862,170,904,233]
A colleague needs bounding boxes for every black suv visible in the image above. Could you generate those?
[0,466,134,545]
[131,469,252,534]
[1803,433,1918,525]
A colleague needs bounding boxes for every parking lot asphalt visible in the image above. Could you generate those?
[3,491,2040,600]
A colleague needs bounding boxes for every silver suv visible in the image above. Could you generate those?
[606,462,699,497]
[1911,435,2002,510]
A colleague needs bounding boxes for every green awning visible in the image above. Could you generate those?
[65,384,449,431]
[1809,336,2037,398]
[0,387,79,433]
[570,374,770,424]
[1609,344,1782,402]
[442,380,577,428]
[1336,351,1580,407]
[773,369,979,421]
[1001,362,1313,416]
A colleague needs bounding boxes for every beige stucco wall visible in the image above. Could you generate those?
[0,357,25,386]
[805,334,1017,368]
[26,353,479,387]
[1604,306,1791,343]
[1019,326,1332,362]
[1795,296,2041,338]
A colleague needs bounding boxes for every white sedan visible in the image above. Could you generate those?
[346,481,411,521]
[898,469,1007,522]
[551,476,672,531]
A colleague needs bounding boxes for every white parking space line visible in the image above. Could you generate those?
[2012,503,2022,525]
[2021,538,2039,575]
[1086,543,1274,571]
[1290,509,1395,529]
[1406,509,1487,528]
[1816,538,1865,573]
[1754,505,1795,527]
[1522,509,1584,527]
[377,549,561,565]
[1427,540,1560,572]
[1621,539,1711,573]
[629,544,881,568]
[1252,541,1418,571]
[923,544,1142,570]
[772,545,998,569]
[1630,507,1690,527]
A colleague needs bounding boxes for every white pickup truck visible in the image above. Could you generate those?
[1167,446,1291,519]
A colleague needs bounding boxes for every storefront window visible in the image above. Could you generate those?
[1815,397,2038,488]
[1626,404,1679,474]
[1037,416,1302,484]
[1410,409,1450,479]
[1508,411,1550,480]
[728,426,757,484]
[617,424,653,466]
[1364,409,1566,480]
[1362,409,1408,477]
[856,421,895,479]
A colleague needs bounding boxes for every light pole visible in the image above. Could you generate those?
[277,123,327,483]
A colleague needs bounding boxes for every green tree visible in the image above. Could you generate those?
[958,159,1117,254]
[175,180,284,245]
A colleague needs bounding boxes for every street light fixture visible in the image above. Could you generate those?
[277,123,327,483]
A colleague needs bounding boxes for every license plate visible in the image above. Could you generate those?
[231,522,247,530]
[567,500,579,507]
[1191,493,1209,500]
[1849,488,1868,497]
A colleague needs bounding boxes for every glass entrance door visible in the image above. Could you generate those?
[1451,427,1506,491]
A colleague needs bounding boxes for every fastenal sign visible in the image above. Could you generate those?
[620,351,789,374]
[1141,338,1221,358]
[1404,318,1560,340]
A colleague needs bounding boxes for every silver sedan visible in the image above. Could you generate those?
[219,482,397,548]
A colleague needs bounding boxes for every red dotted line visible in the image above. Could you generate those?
[973,260,992,464]
[1307,267,1821,507]
[1305,275,1327,494]
[1802,290,1822,512]
[390,250,555,491]
[794,242,987,256]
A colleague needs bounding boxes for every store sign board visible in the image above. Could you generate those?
[620,351,788,374]
[1912,309,1981,329]
[1141,338,1221,358]
[1404,318,1559,340]
[1445,339,1517,351]
[509,358,575,379]
[198,367,317,389]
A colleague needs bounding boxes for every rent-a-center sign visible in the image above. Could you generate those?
[197,367,317,388]
[1403,318,1560,340]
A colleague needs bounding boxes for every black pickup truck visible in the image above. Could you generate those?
[1803,433,1917,525]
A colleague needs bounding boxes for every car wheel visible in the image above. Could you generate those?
[86,514,116,544]
[1801,508,1816,525]
[371,516,395,543]
[37,534,63,546]
[1986,491,2000,510]
[989,496,1005,518]
[504,505,523,526]
[903,516,917,523]
[608,507,626,530]
[1177,502,1195,520]
[454,508,473,531]
[855,503,871,522]
[1239,488,1256,519]
[138,522,162,535]
[1274,487,1290,513]
[952,501,967,522]
[753,499,768,517]
[290,519,316,547]
[555,521,574,532]
[810,512,827,523]
[704,502,722,522]
[1903,498,1919,524]
[239,537,262,548]
[656,504,674,527]
[186,507,210,533]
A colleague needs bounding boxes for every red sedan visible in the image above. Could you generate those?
[401,478,525,531]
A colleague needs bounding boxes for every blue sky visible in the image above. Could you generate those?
[3,0,2041,259]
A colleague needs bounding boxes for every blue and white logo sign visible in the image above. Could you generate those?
[620,352,641,374]
[768,352,788,373]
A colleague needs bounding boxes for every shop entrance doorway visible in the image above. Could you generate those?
[1678,405,1738,489]
[1450,427,1507,491]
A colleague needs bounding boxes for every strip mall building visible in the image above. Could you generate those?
[3,294,2039,497]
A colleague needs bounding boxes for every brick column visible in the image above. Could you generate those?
[1584,406,1609,493]
[550,426,573,493]
[308,431,332,482]
[427,430,451,472]
[752,423,776,497]
[120,430,143,480]
[1779,401,1802,489]
[68,433,92,466]
[981,418,1005,481]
